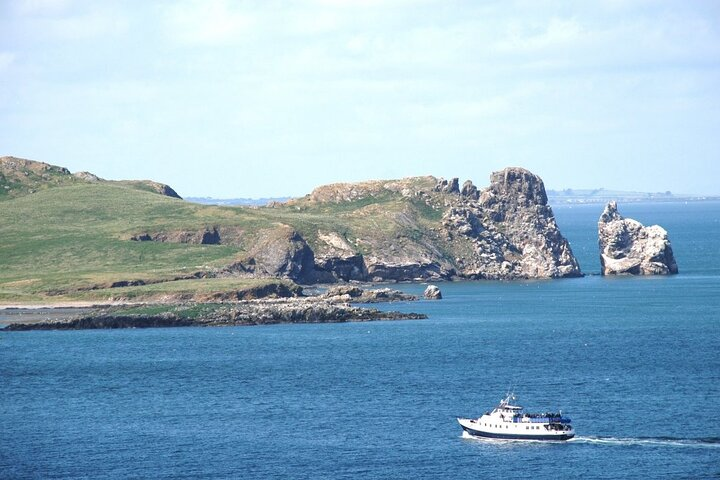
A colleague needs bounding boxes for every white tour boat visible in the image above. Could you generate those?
[458,393,574,441]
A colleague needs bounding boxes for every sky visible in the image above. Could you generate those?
[1,0,719,198]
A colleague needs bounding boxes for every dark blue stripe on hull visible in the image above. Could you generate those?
[462,426,573,441]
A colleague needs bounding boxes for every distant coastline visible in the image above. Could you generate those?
[187,191,720,207]
[185,196,292,206]
[546,189,719,205]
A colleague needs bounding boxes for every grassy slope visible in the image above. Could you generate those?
[1,183,248,302]
[0,179,448,303]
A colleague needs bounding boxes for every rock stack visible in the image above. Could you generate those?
[598,201,678,275]
[441,167,582,279]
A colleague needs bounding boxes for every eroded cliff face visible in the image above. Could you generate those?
[598,201,678,275]
[298,167,581,282]
[221,226,319,282]
[440,168,581,279]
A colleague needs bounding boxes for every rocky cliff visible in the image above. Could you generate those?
[216,167,582,283]
[598,201,678,275]
[438,168,580,279]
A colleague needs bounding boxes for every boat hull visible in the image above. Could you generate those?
[459,420,574,441]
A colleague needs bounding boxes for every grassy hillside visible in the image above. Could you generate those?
[0,174,449,303]
[0,183,233,301]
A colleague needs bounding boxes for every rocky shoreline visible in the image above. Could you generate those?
[3,287,428,331]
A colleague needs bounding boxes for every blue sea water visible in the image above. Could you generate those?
[2,201,720,479]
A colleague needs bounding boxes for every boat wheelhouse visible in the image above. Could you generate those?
[457,393,574,441]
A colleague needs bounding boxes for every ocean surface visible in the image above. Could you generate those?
[2,201,719,479]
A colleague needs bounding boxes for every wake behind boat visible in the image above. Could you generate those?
[458,393,574,441]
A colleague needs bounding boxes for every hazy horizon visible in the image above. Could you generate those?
[2,1,719,197]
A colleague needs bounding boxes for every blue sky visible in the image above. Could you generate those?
[2,0,719,198]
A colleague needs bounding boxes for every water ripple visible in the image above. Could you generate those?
[571,436,720,448]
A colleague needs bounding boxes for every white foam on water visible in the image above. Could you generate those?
[461,432,720,449]
[570,436,720,448]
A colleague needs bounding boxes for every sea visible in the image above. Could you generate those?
[1,201,719,479]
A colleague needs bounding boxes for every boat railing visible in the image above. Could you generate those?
[512,415,572,424]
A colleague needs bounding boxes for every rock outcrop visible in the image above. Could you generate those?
[0,156,182,200]
[439,167,581,279]
[423,285,442,300]
[313,232,367,281]
[598,201,678,275]
[118,180,182,199]
[1,156,75,198]
[131,227,221,244]
[461,180,479,200]
[73,171,102,182]
[322,285,417,303]
[238,226,316,281]
[149,182,182,199]
[435,177,460,194]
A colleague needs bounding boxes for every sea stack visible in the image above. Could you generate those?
[442,167,582,279]
[598,201,678,275]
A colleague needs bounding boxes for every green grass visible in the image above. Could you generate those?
[106,302,227,320]
[0,183,256,299]
[0,176,453,303]
[76,278,295,302]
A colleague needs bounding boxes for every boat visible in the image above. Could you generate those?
[457,393,574,441]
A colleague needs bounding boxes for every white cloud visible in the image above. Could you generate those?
[161,0,255,46]
[496,17,583,53]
